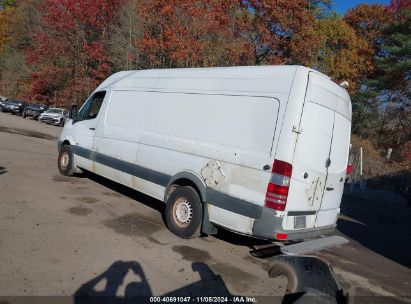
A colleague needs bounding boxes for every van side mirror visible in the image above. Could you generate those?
[69,105,78,122]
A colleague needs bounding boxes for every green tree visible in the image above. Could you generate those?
[0,0,16,9]
[376,10,411,95]
[374,9,411,151]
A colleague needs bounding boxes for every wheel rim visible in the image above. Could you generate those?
[172,198,193,227]
[60,152,69,169]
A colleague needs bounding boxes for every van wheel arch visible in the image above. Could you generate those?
[164,172,207,203]
[62,140,71,147]
[164,172,218,236]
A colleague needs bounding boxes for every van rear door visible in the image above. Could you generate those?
[286,72,351,229]
[315,108,351,227]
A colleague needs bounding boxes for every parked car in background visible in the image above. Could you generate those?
[22,104,49,120]
[1,99,27,115]
[39,107,68,126]
[0,96,7,110]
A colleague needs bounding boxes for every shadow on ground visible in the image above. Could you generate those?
[84,171,165,214]
[83,170,272,249]
[74,261,232,304]
[338,188,411,268]
[214,227,272,247]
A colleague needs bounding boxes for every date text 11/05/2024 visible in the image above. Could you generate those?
[149,297,257,303]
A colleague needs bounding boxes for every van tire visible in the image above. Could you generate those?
[165,186,202,239]
[58,145,75,176]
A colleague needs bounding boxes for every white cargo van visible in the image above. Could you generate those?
[57,66,351,240]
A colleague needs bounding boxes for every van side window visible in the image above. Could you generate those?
[78,91,106,121]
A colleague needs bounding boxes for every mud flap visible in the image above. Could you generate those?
[268,255,347,304]
[201,203,218,235]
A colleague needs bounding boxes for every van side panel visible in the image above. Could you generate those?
[103,91,151,141]
[94,91,145,187]
[140,92,279,232]
[143,92,278,154]
[138,92,280,211]
[97,90,282,233]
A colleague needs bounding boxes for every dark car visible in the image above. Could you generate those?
[0,96,7,110]
[22,104,49,120]
[1,99,27,115]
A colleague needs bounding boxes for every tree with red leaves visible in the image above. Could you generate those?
[238,0,324,66]
[27,0,123,105]
[389,0,411,13]
[138,0,252,68]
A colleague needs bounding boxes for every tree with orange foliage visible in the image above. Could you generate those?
[0,0,40,98]
[313,17,373,92]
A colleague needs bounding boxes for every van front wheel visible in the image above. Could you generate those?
[165,186,202,239]
[58,145,75,176]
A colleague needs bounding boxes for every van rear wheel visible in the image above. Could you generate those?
[165,186,202,239]
[58,145,75,176]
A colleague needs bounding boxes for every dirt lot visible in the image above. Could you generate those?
[0,112,410,303]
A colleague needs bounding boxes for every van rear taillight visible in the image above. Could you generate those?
[347,163,352,174]
[276,233,288,240]
[265,160,292,211]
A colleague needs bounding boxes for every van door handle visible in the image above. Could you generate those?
[326,187,334,191]
[89,127,95,130]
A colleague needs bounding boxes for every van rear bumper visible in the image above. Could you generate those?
[252,207,336,241]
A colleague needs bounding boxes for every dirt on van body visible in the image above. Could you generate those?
[0,112,410,302]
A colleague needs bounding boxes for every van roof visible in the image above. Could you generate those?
[97,65,313,92]
[95,65,346,99]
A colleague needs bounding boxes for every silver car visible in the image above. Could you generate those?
[39,108,68,127]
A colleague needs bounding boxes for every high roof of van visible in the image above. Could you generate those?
[94,65,347,100]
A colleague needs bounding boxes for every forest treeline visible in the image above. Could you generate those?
[0,0,410,160]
